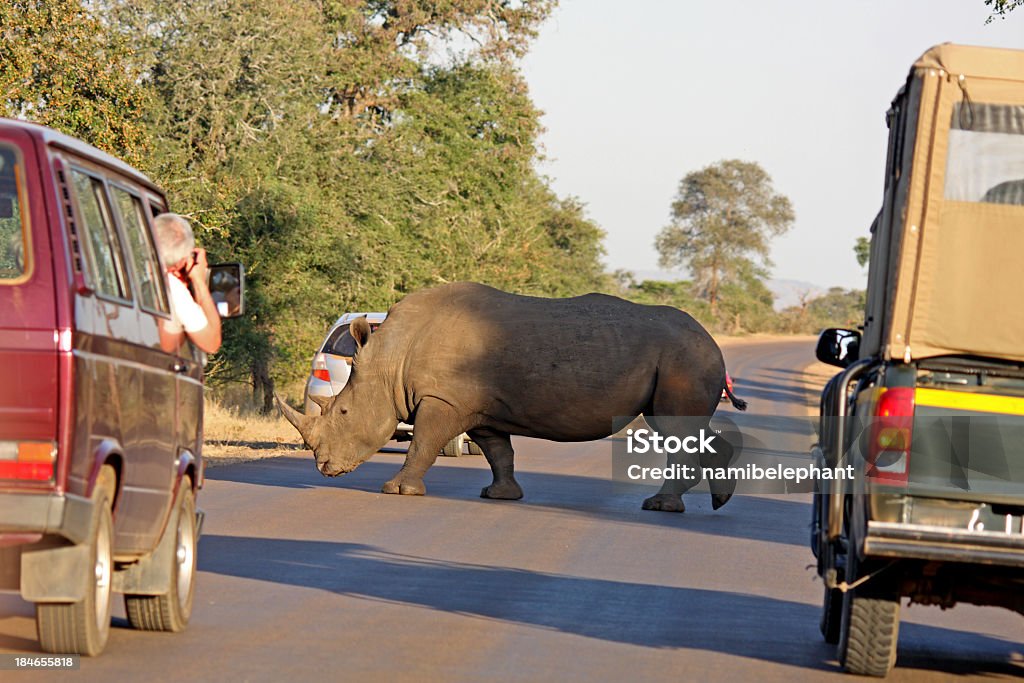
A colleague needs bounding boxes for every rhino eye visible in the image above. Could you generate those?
[340,407,348,415]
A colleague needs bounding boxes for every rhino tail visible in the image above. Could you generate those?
[724,384,747,412]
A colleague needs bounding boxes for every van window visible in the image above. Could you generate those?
[112,186,169,314]
[0,145,28,282]
[945,102,1024,206]
[72,170,132,300]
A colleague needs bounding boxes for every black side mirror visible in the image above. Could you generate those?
[816,328,861,368]
[207,263,245,318]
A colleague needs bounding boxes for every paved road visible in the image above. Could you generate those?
[2,339,1022,681]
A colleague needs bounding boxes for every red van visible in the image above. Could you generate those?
[0,119,243,655]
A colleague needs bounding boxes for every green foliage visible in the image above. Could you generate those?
[854,236,870,268]
[622,280,707,317]
[655,159,794,317]
[0,0,150,164]
[91,0,602,402]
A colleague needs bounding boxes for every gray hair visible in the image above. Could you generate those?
[153,213,196,265]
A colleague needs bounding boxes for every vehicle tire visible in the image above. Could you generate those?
[820,586,843,644]
[441,434,465,457]
[466,440,483,455]
[124,477,197,632]
[837,583,900,676]
[36,465,116,656]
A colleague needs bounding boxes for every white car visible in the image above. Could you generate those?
[302,312,477,456]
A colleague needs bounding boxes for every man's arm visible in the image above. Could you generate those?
[186,248,222,354]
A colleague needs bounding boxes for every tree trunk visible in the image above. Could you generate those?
[251,358,276,415]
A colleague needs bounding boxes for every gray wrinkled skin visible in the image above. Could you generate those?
[277,282,745,512]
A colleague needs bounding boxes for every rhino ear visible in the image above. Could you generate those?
[350,316,371,350]
[309,394,333,413]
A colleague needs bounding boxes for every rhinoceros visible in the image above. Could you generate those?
[277,282,746,512]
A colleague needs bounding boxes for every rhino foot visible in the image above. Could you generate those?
[711,492,733,510]
[382,478,426,496]
[481,481,523,500]
[641,493,686,513]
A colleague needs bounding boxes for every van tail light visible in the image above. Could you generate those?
[312,354,331,383]
[867,388,915,484]
[0,441,57,481]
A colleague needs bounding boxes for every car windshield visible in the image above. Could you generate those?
[0,145,28,282]
[322,321,381,357]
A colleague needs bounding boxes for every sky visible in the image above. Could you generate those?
[520,1,1023,291]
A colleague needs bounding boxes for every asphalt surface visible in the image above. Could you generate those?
[2,338,1022,681]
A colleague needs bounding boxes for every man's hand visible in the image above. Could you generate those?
[187,247,209,288]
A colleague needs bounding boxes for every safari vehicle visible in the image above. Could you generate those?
[810,44,1024,677]
[303,312,478,456]
[0,118,244,655]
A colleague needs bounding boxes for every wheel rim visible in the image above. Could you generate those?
[94,514,112,633]
[175,505,196,611]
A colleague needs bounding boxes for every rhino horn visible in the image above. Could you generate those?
[275,392,315,438]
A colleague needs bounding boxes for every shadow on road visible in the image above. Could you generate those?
[197,535,1024,676]
[732,376,819,408]
[204,456,816,547]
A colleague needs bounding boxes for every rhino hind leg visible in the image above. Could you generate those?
[468,429,524,500]
[643,366,729,512]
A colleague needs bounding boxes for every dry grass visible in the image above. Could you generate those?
[202,398,306,468]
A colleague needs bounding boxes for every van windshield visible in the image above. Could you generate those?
[0,145,28,282]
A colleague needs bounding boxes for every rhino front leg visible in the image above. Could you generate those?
[467,429,523,500]
[382,399,464,496]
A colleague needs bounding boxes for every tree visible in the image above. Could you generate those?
[96,0,604,405]
[0,0,150,164]
[986,0,1023,21]
[854,236,870,268]
[655,159,794,317]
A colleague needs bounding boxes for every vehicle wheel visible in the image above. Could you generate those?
[441,434,465,457]
[466,440,483,455]
[36,466,116,656]
[125,477,197,632]
[820,586,843,644]
[837,583,900,676]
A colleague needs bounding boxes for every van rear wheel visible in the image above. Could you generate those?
[125,477,197,632]
[36,466,116,656]
[837,585,900,676]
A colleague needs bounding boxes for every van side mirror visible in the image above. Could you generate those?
[207,263,245,318]
[816,328,861,368]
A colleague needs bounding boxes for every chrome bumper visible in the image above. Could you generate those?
[0,491,94,545]
[865,520,1024,567]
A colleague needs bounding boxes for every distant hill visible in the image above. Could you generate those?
[627,269,826,311]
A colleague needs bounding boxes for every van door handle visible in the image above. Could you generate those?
[173,361,190,374]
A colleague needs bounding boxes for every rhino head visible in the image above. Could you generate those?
[275,317,398,477]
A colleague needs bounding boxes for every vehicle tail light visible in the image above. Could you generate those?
[0,441,56,481]
[312,354,331,382]
[867,388,915,484]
